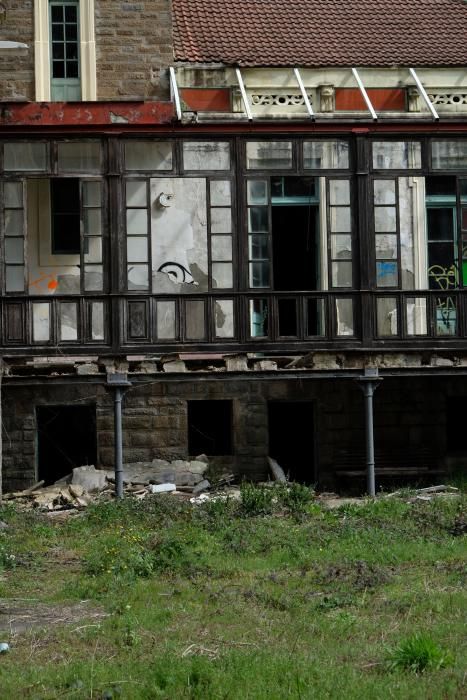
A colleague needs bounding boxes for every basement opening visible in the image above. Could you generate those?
[268,401,315,483]
[188,400,233,456]
[36,405,97,485]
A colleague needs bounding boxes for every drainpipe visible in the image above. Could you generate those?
[106,373,131,499]
[355,368,383,497]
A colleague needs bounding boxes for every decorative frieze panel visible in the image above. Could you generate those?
[409,88,467,112]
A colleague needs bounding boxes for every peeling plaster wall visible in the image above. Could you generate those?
[150,178,209,293]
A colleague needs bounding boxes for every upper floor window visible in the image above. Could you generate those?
[34,0,96,101]
[50,1,80,101]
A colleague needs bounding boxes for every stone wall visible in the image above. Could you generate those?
[94,0,173,100]
[0,1,35,101]
[2,375,465,493]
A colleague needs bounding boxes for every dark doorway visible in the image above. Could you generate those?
[271,206,319,291]
[268,401,314,483]
[188,400,233,456]
[37,405,97,485]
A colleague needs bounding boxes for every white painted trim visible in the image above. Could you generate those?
[34,0,96,102]
[411,176,428,290]
[34,0,51,101]
[351,68,377,121]
[319,177,328,291]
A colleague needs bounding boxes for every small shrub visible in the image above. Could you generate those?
[387,633,454,673]
[240,483,274,516]
[276,482,315,514]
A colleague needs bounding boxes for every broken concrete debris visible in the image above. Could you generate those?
[2,457,213,511]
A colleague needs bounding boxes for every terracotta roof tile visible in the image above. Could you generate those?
[173,0,467,67]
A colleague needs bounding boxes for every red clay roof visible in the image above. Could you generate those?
[173,0,467,67]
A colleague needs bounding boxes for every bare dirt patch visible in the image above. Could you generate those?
[0,599,108,635]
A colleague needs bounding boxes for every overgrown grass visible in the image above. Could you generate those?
[0,483,465,698]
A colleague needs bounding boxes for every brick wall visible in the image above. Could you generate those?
[0,1,35,101]
[95,0,173,100]
[0,1,173,103]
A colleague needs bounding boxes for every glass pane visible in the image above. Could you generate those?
[306,298,326,336]
[376,261,398,287]
[84,237,102,263]
[246,141,293,169]
[249,299,268,337]
[249,261,270,288]
[432,141,467,170]
[83,209,102,235]
[126,180,147,207]
[127,264,149,290]
[57,142,101,172]
[436,297,457,336]
[5,238,24,264]
[332,261,353,288]
[335,298,354,336]
[210,180,231,206]
[249,234,269,260]
[32,303,50,342]
[82,181,101,207]
[278,298,297,336]
[406,297,427,336]
[373,179,396,205]
[91,302,105,341]
[211,235,232,261]
[4,142,47,171]
[185,300,205,339]
[156,300,176,339]
[124,141,173,171]
[330,206,351,232]
[375,234,398,259]
[211,262,233,288]
[4,182,23,207]
[372,141,421,169]
[127,236,148,263]
[210,207,232,233]
[5,266,24,292]
[126,208,148,235]
[248,207,268,233]
[398,176,416,290]
[329,180,350,205]
[215,299,234,338]
[374,206,397,232]
[376,297,398,336]
[60,302,78,341]
[183,142,230,170]
[331,234,352,260]
[247,180,268,204]
[303,141,349,169]
[128,301,147,338]
[5,210,23,236]
[84,265,103,292]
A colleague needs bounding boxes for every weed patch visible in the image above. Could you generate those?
[387,633,455,673]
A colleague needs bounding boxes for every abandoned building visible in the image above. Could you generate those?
[0,0,467,494]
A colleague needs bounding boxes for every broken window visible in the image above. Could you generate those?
[183,142,230,171]
[432,140,467,170]
[124,141,173,171]
[4,142,48,172]
[51,179,80,254]
[126,179,150,291]
[210,180,234,289]
[303,140,349,169]
[4,181,25,292]
[246,141,293,169]
[187,400,233,456]
[372,141,422,170]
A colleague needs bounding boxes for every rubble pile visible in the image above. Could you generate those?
[2,458,230,512]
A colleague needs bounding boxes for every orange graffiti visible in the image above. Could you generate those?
[28,273,58,291]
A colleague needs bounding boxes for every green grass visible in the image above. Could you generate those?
[0,484,465,699]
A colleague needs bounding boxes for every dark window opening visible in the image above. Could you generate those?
[188,400,233,456]
[37,405,97,485]
[51,178,80,254]
[446,397,467,453]
[268,401,315,484]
